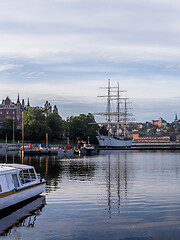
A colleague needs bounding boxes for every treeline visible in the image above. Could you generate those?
[0,101,102,144]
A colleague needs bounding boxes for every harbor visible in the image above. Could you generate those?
[0,150,180,239]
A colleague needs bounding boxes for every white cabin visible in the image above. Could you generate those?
[0,164,46,211]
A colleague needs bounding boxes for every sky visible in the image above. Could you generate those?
[0,0,180,122]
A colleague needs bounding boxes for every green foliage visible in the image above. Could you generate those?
[0,101,100,144]
[24,107,47,141]
[44,101,52,117]
[46,112,64,139]
[23,104,66,142]
[2,117,13,140]
[53,105,58,114]
[68,113,99,143]
[99,125,108,135]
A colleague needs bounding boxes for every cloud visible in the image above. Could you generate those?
[0,63,22,71]
[0,0,180,121]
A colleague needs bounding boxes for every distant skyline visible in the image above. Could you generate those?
[0,0,180,122]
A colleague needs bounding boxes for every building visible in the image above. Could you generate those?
[130,133,171,143]
[151,117,167,128]
[0,94,30,128]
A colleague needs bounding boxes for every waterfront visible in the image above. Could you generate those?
[0,151,180,239]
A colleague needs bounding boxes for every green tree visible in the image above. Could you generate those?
[68,113,99,143]
[46,112,64,139]
[2,117,14,141]
[44,101,52,117]
[53,105,58,114]
[24,107,48,142]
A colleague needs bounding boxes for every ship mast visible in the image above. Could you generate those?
[117,82,120,136]
[94,79,133,137]
[107,79,111,136]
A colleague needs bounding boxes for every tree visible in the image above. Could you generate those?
[68,113,99,143]
[44,101,52,118]
[46,112,64,139]
[2,117,14,141]
[53,105,58,114]
[24,107,48,141]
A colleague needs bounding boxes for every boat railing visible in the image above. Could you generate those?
[37,173,41,180]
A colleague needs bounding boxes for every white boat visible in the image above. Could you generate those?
[0,164,46,211]
[96,135,133,147]
[75,141,97,155]
[94,79,134,148]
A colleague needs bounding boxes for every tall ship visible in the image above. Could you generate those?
[94,79,134,148]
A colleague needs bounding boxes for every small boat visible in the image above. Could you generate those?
[75,141,97,155]
[0,164,46,211]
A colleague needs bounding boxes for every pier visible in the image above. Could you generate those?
[97,143,180,151]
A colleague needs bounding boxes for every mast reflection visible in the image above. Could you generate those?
[106,151,130,217]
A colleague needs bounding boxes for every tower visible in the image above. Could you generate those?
[175,113,178,121]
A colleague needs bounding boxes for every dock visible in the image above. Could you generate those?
[97,143,180,150]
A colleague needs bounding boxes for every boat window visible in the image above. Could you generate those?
[5,174,14,190]
[29,168,37,181]
[0,175,8,192]
[19,169,37,184]
[19,170,24,184]
[12,174,20,188]
[0,184,2,192]
[22,169,31,183]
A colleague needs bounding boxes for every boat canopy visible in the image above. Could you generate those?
[0,164,34,174]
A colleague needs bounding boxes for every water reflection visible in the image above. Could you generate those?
[1,151,180,239]
[0,196,46,236]
[106,152,131,218]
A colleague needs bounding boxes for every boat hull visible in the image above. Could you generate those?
[0,182,46,211]
[97,135,133,147]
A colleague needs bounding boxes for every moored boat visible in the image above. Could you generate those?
[94,79,134,148]
[0,164,46,211]
[75,141,97,155]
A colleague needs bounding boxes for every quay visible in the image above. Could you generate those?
[97,143,180,151]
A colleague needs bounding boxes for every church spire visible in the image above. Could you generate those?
[27,97,30,106]
[17,93,20,103]
[175,113,178,121]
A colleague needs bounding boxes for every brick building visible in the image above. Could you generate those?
[151,117,167,128]
[0,94,29,128]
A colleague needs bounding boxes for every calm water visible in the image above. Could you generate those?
[0,150,180,240]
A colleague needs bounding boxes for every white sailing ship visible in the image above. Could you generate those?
[95,79,133,148]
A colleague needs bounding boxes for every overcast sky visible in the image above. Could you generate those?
[0,0,180,122]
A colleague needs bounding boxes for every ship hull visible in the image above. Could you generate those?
[97,135,133,147]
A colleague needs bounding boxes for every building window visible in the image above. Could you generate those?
[13,117,15,120]
[6,111,9,114]
[0,112,2,114]
[13,111,15,114]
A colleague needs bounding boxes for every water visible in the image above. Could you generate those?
[0,150,180,240]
